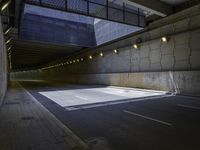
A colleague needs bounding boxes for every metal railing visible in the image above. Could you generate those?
[24,0,146,27]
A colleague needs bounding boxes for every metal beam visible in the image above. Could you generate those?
[123,0,173,17]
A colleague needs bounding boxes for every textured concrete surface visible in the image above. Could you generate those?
[20,80,200,150]
[0,82,88,150]
[94,19,141,45]
[0,16,8,106]
[11,4,200,96]
[11,70,200,96]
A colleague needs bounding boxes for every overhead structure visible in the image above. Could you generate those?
[125,0,173,17]
[24,0,146,27]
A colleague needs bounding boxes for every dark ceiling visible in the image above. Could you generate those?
[11,39,84,70]
[4,0,200,71]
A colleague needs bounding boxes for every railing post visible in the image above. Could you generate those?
[123,3,125,23]
[138,8,140,26]
[87,0,89,15]
[65,0,68,11]
[106,0,109,19]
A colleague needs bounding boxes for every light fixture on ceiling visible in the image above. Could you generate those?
[1,1,10,11]
[8,46,12,51]
[161,36,169,43]
[4,27,11,35]
[89,55,93,60]
[133,44,139,49]
[113,49,118,54]
[99,52,104,57]
[6,38,11,44]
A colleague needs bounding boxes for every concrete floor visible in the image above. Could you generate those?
[1,80,200,150]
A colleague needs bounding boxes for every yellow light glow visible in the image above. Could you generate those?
[8,46,12,51]
[81,58,84,61]
[89,55,93,59]
[1,2,9,11]
[133,44,139,49]
[77,59,79,62]
[4,27,11,35]
[113,49,118,54]
[161,36,168,43]
[6,39,11,44]
[99,52,104,57]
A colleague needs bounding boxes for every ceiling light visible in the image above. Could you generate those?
[81,58,84,61]
[161,36,169,43]
[6,38,11,44]
[89,55,93,59]
[133,44,139,49]
[99,52,104,57]
[1,2,9,11]
[4,27,11,35]
[77,59,79,62]
[113,49,118,54]
[8,46,12,51]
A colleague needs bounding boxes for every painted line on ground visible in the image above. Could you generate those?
[123,110,172,127]
[75,96,88,100]
[177,104,200,110]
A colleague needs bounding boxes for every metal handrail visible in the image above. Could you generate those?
[23,0,145,27]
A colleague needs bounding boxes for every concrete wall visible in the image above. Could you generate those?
[94,19,142,45]
[11,70,200,96]
[0,16,8,106]
[11,4,200,96]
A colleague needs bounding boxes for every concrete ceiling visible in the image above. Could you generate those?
[125,0,192,17]
[161,0,189,6]
[8,0,198,71]
[11,40,84,70]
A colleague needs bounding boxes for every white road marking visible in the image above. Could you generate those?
[177,104,200,110]
[123,110,172,126]
[75,96,88,100]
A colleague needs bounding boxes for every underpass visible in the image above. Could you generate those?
[1,0,200,150]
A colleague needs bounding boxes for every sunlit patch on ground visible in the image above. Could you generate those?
[39,86,169,110]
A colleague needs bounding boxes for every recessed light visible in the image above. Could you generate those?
[133,44,139,49]
[161,36,169,43]
[1,2,9,11]
[89,55,93,59]
[99,52,104,57]
[4,27,11,35]
[6,38,11,44]
[113,49,118,54]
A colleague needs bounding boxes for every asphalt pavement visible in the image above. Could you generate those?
[20,80,200,150]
